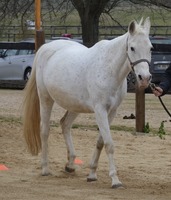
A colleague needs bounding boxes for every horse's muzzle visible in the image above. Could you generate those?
[137,73,152,88]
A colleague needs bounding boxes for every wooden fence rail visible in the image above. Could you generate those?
[0,25,171,42]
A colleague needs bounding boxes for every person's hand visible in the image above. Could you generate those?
[152,86,163,97]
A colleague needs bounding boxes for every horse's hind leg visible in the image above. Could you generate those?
[60,111,78,172]
[39,96,54,176]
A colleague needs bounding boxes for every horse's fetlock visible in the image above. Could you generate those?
[109,169,116,178]
[90,162,98,170]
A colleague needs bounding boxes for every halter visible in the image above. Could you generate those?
[126,37,151,72]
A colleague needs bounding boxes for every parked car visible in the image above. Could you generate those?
[0,42,35,81]
[0,37,82,83]
[51,36,83,44]
[150,37,171,84]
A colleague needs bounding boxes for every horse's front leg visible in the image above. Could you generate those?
[87,108,117,182]
[60,111,79,172]
[87,133,104,182]
[88,105,122,188]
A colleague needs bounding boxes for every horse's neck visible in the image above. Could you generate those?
[107,33,130,81]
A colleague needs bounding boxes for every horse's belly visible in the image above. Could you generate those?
[58,101,93,113]
[56,101,93,113]
[56,99,93,113]
[48,88,93,113]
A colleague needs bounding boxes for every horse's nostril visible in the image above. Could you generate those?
[138,75,142,80]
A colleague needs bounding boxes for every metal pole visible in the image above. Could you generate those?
[35,0,45,51]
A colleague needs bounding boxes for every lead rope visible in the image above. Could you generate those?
[149,83,171,118]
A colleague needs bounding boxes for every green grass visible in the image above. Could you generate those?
[0,114,170,138]
[0,115,22,124]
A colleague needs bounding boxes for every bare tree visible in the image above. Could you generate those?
[0,0,171,45]
[66,0,171,46]
[0,0,34,25]
[71,0,110,47]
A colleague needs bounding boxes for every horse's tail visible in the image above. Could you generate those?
[23,55,41,156]
[23,42,66,155]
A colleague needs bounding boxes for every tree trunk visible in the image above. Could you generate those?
[80,14,100,47]
[71,0,110,47]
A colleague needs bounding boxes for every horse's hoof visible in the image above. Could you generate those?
[112,183,124,189]
[42,172,51,176]
[87,177,97,182]
[65,166,75,173]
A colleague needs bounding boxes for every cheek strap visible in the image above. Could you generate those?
[127,53,151,72]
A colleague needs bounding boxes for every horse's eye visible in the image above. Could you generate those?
[131,47,135,52]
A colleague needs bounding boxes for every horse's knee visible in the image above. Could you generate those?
[96,137,104,150]
[105,141,114,154]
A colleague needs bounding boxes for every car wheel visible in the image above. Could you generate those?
[24,68,31,81]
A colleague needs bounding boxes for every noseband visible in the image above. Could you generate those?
[126,37,151,72]
[127,55,151,72]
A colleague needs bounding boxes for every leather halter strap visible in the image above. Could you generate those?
[127,55,151,71]
[126,36,151,71]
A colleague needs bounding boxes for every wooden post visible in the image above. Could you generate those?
[35,0,45,51]
[35,0,41,31]
[135,85,145,132]
[35,30,45,51]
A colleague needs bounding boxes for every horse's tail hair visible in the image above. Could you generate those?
[23,42,62,155]
[23,55,41,156]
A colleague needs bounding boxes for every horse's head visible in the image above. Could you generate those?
[127,17,152,88]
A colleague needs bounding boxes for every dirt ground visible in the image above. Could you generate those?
[0,89,171,200]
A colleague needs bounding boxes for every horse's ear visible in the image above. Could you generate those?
[139,17,144,26]
[143,17,151,35]
[128,20,136,35]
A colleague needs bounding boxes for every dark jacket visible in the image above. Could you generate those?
[159,63,171,95]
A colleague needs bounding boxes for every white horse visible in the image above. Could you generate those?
[23,18,152,188]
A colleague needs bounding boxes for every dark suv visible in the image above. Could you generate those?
[150,37,171,84]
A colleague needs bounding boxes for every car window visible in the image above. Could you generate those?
[19,49,34,55]
[0,49,5,56]
[5,49,18,56]
[18,50,28,55]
